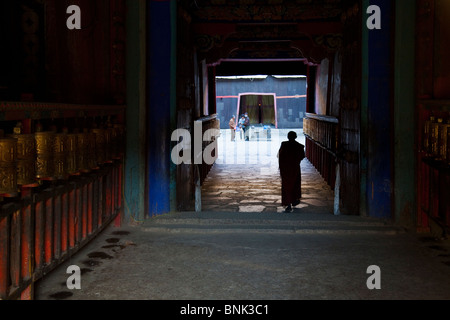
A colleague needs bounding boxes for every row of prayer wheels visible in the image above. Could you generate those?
[0,123,125,197]
[303,117,338,152]
[423,115,450,164]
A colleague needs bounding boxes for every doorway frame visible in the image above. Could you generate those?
[236,92,278,128]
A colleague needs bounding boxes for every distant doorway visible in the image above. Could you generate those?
[237,93,277,128]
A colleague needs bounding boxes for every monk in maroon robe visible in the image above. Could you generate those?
[278,131,305,212]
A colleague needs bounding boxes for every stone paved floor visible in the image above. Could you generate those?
[202,129,335,214]
[33,130,450,301]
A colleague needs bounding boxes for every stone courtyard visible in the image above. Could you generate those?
[202,129,335,214]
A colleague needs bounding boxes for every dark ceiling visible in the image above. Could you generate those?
[186,0,344,23]
[181,0,350,73]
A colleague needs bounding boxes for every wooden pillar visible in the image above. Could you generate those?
[0,214,10,299]
[394,0,416,227]
[365,0,395,219]
[147,0,177,216]
[124,0,147,222]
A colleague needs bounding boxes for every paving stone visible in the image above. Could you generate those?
[295,203,310,209]
[301,199,332,207]
[239,205,266,212]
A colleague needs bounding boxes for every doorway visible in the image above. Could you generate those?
[198,66,334,214]
[237,93,277,128]
[201,128,335,213]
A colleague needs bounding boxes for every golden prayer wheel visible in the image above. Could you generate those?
[86,131,98,170]
[53,156,66,179]
[76,132,90,173]
[423,117,432,156]
[76,130,97,172]
[17,160,37,187]
[53,133,68,180]
[0,138,17,163]
[91,128,107,165]
[0,138,18,196]
[35,131,55,180]
[54,133,67,154]
[12,133,35,159]
[438,121,450,162]
[66,134,79,175]
[66,133,77,153]
[430,118,439,158]
[9,133,38,187]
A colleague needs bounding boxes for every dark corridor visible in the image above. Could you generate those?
[1,0,450,301]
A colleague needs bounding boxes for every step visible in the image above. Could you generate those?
[141,212,405,235]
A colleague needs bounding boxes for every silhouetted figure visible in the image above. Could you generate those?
[229,115,236,141]
[243,112,250,141]
[237,115,245,140]
[278,131,305,212]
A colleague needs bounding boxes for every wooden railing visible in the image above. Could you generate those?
[303,113,338,189]
[0,160,123,300]
[0,102,125,299]
[417,100,450,232]
[195,114,220,185]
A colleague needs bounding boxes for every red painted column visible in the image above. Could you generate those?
[34,200,44,273]
[75,187,82,244]
[53,191,62,261]
[68,188,76,248]
[0,215,10,299]
[61,191,68,254]
[114,163,123,227]
[92,179,99,232]
[87,182,93,235]
[82,184,88,240]
[106,172,112,219]
[98,177,103,227]
[44,197,53,265]
[10,210,21,290]
[21,204,33,299]
[110,168,116,217]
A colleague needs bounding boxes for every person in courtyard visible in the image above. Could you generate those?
[238,115,245,140]
[278,131,305,212]
[243,112,250,141]
[229,115,236,141]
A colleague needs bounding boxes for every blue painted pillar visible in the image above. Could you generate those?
[147,0,176,216]
[364,0,394,219]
